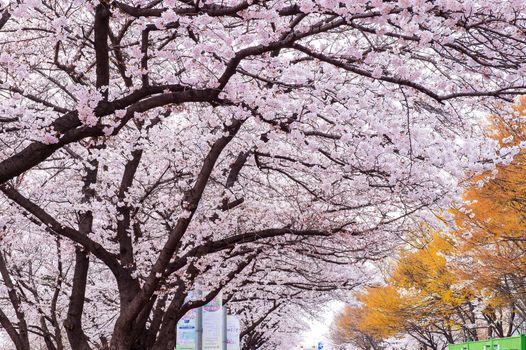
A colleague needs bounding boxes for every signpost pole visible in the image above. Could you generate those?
[222,307,227,350]
[197,306,203,350]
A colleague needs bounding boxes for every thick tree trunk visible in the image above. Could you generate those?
[64,246,92,350]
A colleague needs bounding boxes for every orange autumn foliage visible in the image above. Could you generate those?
[330,305,386,349]
[453,97,526,316]
[331,230,474,348]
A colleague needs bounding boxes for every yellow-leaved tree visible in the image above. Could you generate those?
[331,229,478,350]
[330,305,386,350]
[452,98,526,336]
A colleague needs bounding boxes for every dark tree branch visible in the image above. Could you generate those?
[0,184,124,278]
[94,3,111,100]
[0,251,31,350]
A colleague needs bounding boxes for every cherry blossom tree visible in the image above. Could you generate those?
[1,0,526,349]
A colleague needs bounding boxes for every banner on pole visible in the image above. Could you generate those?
[202,291,223,350]
[226,315,241,350]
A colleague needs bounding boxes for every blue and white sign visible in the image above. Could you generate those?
[176,301,198,350]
